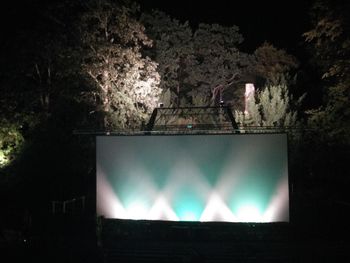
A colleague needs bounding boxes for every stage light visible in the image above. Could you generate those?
[126,201,149,220]
[148,196,179,221]
[111,201,127,219]
[200,193,236,222]
[236,204,262,222]
[181,211,198,221]
[96,168,127,218]
[97,134,289,222]
[263,175,289,222]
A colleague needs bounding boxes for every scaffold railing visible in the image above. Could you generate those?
[73,106,310,135]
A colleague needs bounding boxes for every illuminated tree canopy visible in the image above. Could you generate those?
[80,0,161,129]
[0,121,24,168]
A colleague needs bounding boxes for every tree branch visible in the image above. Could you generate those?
[34,63,42,84]
[87,70,105,91]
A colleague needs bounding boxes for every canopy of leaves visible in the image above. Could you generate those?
[141,11,255,108]
[304,0,350,144]
[253,42,299,86]
[80,0,161,130]
[0,121,24,168]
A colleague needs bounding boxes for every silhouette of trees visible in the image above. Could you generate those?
[304,0,350,144]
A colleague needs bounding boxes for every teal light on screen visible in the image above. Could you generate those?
[96,134,289,222]
[173,189,204,221]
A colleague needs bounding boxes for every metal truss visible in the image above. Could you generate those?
[73,105,308,135]
[144,106,239,132]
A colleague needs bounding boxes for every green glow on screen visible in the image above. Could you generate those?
[97,134,289,222]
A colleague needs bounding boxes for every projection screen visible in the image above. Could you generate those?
[96,134,289,222]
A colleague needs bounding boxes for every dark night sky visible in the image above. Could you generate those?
[1,0,312,56]
[137,0,312,54]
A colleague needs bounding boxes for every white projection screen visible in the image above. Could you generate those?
[96,134,289,222]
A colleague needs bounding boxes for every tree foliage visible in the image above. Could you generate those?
[0,121,24,168]
[141,11,255,108]
[253,42,299,86]
[304,0,350,144]
[235,84,303,129]
[80,0,161,129]
[0,0,79,170]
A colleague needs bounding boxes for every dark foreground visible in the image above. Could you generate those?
[1,201,350,263]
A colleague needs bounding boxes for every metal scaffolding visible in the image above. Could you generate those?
[73,106,307,135]
[144,106,239,132]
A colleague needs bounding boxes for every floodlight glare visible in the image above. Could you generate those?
[236,204,262,222]
[96,134,289,222]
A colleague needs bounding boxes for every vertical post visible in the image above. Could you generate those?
[224,106,239,131]
[244,83,255,115]
[145,108,158,131]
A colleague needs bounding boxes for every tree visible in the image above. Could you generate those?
[303,0,350,144]
[235,83,304,130]
[0,121,24,168]
[141,11,192,106]
[80,0,161,130]
[294,0,350,209]
[0,0,80,170]
[253,42,299,87]
[0,0,95,209]
[141,11,255,109]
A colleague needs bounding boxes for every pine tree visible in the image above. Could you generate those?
[235,84,303,131]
